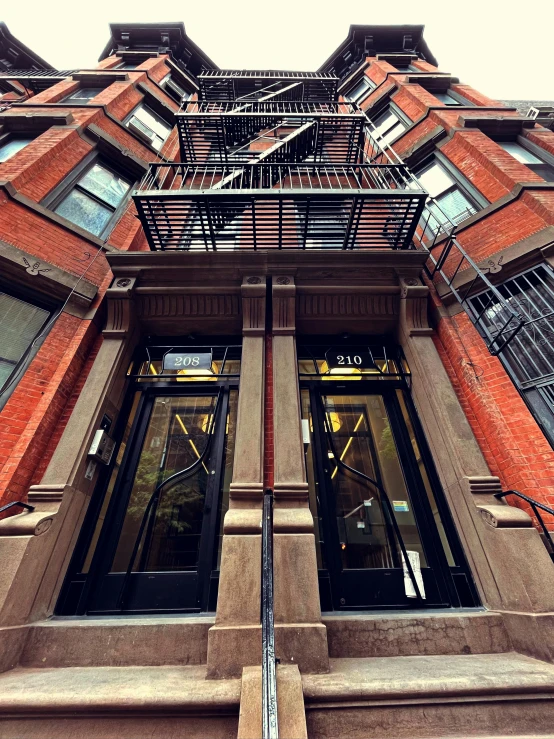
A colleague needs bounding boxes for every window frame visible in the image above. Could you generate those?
[61,86,105,105]
[432,89,472,107]
[124,101,173,152]
[498,136,554,182]
[414,154,487,235]
[344,75,376,106]
[368,101,410,146]
[42,152,135,240]
[0,281,57,409]
[0,133,35,163]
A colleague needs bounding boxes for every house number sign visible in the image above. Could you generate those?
[163,351,213,371]
[325,349,375,371]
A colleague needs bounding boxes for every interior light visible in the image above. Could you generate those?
[326,411,342,432]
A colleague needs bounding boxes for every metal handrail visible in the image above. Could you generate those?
[494,489,554,556]
[262,487,279,739]
[137,161,422,194]
[0,500,35,514]
[179,100,361,116]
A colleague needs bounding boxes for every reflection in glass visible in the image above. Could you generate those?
[323,394,426,569]
[112,395,217,573]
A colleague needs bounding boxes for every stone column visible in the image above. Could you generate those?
[396,274,554,620]
[207,276,266,679]
[271,275,329,674]
[0,276,140,629]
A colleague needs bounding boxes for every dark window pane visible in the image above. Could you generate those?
[0,292,49,390]
[55,189,112,235]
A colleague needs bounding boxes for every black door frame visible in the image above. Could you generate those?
[58,377,237,616]
[304,378,473,611]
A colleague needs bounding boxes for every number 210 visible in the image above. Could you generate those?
[336,355,362,366]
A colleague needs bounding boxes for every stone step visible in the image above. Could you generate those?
[303,652,554,738]
[18,615,214,669]
[322,609,511,658]
[0,664,240,739]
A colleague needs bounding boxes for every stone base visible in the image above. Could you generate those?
[303,652,554,738]
[238,664,307,739]
[207,622,329,679]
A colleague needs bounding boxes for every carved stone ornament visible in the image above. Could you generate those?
[275,276,291,285]
[241,277,266,335]
[23,257,51,276]
[398,277,433,337]
[116,278,132,288]
[247,276,262,285]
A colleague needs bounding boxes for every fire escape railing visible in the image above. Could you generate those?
[261,488,279,739]
[0,69,76,94]
[133,162,426,251]
[359,110,525,354]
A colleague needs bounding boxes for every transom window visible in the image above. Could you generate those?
[62,87,102,104]
[345,76,375,105]
[415,160,477,235]
[53,161,132,238]
[499,141,554,182]
[370,108,406,145]
[0,137,33,163]
[126,103,172,151]
[0,291,50,392]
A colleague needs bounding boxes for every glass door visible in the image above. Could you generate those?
[304,384,465,610]
[82,388,234,614]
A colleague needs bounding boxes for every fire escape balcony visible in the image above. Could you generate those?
[0,69,76,94]
[177,100,366,164]
[198,70,339,102]
[133,161,427,252]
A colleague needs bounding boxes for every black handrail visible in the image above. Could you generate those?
[262,488,279,739]
[495,489,554,556]
[0,501,35,515]
[319,397,424,602]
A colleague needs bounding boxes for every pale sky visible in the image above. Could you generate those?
[3,0,554,100]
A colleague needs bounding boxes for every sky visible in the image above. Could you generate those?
[3,0,554,100]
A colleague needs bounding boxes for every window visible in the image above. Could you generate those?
[62,87,102,104]
[415,160,477,234]
[434,91,462,106]
[0,137,33,163]
[0,291,50,393]
[471,265,554,447]
[161,73,190,103]
[394,65,415,73]
[126,103,172,151]
[370,108,406,145]
[499,141,554,182]
[117,62,138,70]
[53,161,132,238]
[345,76,375,105]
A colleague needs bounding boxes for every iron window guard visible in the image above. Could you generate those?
[262,487,279,739]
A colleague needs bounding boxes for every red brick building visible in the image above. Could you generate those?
[0,21,554,739]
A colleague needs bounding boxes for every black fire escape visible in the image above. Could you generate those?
[133,69,428,251]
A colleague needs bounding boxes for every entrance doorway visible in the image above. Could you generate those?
[298,341,477,611]
[57,343,239,615]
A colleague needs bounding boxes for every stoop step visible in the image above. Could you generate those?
[16,615,215,669]
[0,664,240,739]
[322,609,512,659]
[303,652,554,739]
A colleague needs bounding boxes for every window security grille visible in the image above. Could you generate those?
[470,264,554,445]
